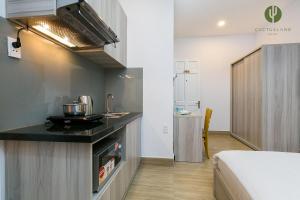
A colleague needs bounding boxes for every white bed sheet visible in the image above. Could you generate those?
[214,151,300,200]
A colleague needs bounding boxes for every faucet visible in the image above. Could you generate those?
[105,94,114,113]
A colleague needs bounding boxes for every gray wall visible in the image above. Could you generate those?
[104,68,143,112]
[0,18,105,131]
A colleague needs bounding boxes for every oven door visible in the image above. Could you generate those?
[93,139,123,192]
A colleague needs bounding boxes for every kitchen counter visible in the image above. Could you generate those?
[0,112,142,143]
[3,114,142,200]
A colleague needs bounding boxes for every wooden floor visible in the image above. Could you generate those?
[125,134,251,200]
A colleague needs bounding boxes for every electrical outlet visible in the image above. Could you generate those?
[7,37,22,59]
[163,125,168,134]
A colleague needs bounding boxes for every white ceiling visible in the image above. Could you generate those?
[175,0,295,37]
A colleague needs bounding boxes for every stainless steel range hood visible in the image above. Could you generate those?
[8,0,119,51]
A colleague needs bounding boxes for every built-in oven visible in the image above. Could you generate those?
[93,128,124,193]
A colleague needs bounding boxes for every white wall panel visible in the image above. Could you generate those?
[119,0,174,158]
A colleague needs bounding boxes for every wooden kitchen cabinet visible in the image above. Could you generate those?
[231,44,300,152]
[98,186,110,200]
[125,117,141,177]
[86,0,127,67]
[104,0,127,67]
[109,169,126,200]
[85,0,115,31]
[3,114,142,200]
[97,117,141,200]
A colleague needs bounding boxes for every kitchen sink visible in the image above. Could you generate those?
[102,112,130,119]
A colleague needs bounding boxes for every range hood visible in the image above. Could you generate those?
[9,1,119,51]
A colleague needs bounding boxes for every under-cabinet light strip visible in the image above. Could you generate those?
[32,25,76,48]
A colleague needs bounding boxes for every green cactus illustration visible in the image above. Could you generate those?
[265,5,282,23]
[269,6,278,23]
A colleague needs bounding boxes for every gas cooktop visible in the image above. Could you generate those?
[47,114,103,124]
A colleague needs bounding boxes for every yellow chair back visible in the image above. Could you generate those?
[203,108,213,159]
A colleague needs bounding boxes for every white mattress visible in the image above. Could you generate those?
[214,151,300,200]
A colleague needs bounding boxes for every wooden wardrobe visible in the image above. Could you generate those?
[231,44,300,152]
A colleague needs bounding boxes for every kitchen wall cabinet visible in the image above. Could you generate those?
[104,1,127,67]
[79,0,127,67]
[231,44,300,152]
[85,0,115,31]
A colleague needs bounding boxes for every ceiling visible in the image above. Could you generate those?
[175,0,295,37]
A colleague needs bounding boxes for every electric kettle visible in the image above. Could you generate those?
[78,96,93,116]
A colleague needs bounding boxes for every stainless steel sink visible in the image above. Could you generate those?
[103,112,130,118]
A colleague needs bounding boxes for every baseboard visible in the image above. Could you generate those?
[141,157,174,167]
[209,131,231,135]
[230,133,260,151]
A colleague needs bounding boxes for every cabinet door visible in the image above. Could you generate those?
[104,1,127,66]
[97,118,141,200]
[98,166,128,200]
[98,187,110,200]
[121,161,131,194]
[262,45,300,152]
[232,59,247,140]
[126,121,135,177]
[85,0,127,67]
[174,116,202,162]
[110,169,126,200]
[244,50,262,148]
[136,118,142,165]
[125,118,141,179]
[85,0,114,29]
[231,50,262,149]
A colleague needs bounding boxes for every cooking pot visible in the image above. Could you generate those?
[63,102,87,116]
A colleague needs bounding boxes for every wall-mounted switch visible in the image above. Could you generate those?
[7,37,22,59]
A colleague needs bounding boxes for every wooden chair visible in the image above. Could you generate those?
[203,108,213,159]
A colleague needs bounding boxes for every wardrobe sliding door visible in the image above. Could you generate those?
[232,59,246,140]
[262,45,300,152]
[232,49,262,149]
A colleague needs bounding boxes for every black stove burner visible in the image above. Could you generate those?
[47,114,103,124]
[46,122,104,133]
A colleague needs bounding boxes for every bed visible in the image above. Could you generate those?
[213,151,300,200]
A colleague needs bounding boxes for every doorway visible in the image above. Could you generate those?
[174,61,201,114]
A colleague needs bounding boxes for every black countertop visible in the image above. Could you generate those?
[0,113,142,143]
